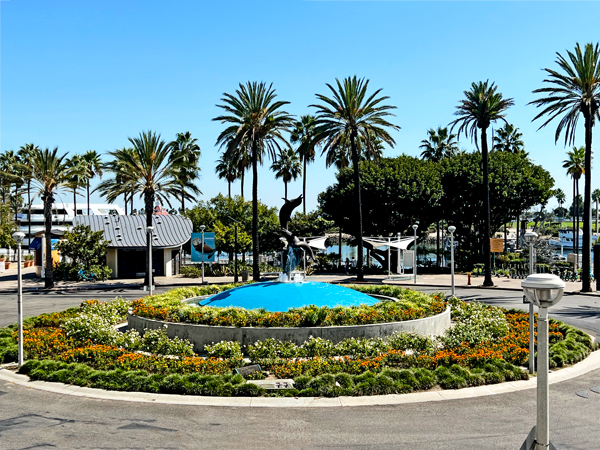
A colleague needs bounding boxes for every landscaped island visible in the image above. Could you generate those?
[0,284,595,398]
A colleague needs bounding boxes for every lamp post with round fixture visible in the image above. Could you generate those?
[12,231,25,366]
[448,226,456,297]
[200,225,206,285]
[412,223,418,284]
[524,231,538,375]
[520,274,564,450]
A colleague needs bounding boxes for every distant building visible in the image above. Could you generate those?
[74,215,192,279]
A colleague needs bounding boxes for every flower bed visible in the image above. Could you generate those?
[0,287,595,398]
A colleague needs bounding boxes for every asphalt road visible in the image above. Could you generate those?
[1,285,599,449]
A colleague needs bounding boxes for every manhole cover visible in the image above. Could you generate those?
[576,390,589,399]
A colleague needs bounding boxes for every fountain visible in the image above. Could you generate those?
[197,195,377,311]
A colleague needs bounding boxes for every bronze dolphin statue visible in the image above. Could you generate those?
[279,195,303,230]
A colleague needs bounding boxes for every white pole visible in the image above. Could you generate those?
[201,229,205,284]
[149,234,153,296]
[536,307,550,449]
[387,237,390,275]
[413,224,418,284]
[450,233,455,297]
[17,241,23,366]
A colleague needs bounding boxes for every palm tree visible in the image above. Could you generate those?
[271,148,302,200]
[290,115,319,213]
[419,126,459,162]
[555,188,566,223]
[563,146,586,268]
[116,131,183,286]
[81,150,104,215]
[17,144,39,241]
[492,123,525,154]
[65,154,87,216]
[312,76,400,281]
[530,42,600,292]
[169,131,202,212]
[214,81,294,281]
[29,147,71,288]
[593,189,600,233]
[450,80,514,287]
[215,156,239,199]
[96,147,138,214]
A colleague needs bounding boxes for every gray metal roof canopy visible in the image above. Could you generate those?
[74,215,193,249]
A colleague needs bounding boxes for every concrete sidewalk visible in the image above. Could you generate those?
[0,265,597,296]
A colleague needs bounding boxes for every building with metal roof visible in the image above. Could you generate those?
[74,215,192,279]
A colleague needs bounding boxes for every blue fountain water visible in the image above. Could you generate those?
[198,281,377,312]
[284,246,300,278]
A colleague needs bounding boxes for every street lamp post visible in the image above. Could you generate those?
[412,223,418,284]
[12,231,25,366]
[520,274,565,450]
[200,225,206,285]
[524,231,539,375]
[146,226,154,296]
[448,226,456,297]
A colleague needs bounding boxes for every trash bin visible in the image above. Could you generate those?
[241,270,249,282]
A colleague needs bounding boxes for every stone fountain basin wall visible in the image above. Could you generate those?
[128,307,451,352]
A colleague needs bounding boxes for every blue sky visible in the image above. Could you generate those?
[2,1,599,215]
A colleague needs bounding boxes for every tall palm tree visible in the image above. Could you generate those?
[593,189,600,233]
[214,82,294,281]
[290,115,319,213]
[323,132,383,170]
[17,144,39,241]
[450,80,514,287]
[95,147,138,214]
[116,131,183,286]
[555,188,566,223]
[530,42,600,292]
[30,147,71,288]
[492,123,525,154]
[312,76,400,281]
[81,150,104,215]
[65,154,87,216]
[563,146,585,268]
[169,131,202,212]
[419,126,459,162]
[270,148,302,200]
[215,156,239,199]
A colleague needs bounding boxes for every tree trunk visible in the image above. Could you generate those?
[251,142,260,282]
[338,227,342,269]
[596,199,598,234]
[241,170,245,199]
[350,132,364,282]
[573,178,577,275]
[284,181,288,201]
[87,180,90,216]
[181,187,185,213]
[516,214,520,250]
[436,221,440,268]
[144,191,154,287]
[124,193,128,215]
[228,181,231,199]
[504,223,507,252]
[303,158,307,214]
[44,192,54,289]
[481,127,493,287]
[73,188,77,217]
[582,114,593,291]
[27,180,31,246]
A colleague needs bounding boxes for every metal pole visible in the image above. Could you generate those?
[234,224,238,283]
[387,237,391,275]
[450,232,455,297]
[536,307,550,449]
[148,233,153,296]
[201,229,205,284]
[413,226,418,284]
[529,302,535,374]
[17,241,23,366]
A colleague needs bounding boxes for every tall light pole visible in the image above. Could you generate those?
[448,226,456,297]
[524,231,538,375]
[12,231,25,366]
[200,225,206,285]
[521,274,565,450]
[146,226,154,296]
[412,223,418,284]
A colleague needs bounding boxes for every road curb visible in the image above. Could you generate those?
[2,350,599,408]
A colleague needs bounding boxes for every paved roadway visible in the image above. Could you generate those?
[1,284,599,449]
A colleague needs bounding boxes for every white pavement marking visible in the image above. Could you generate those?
[1,350,599,408]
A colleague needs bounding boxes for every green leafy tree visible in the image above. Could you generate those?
[270,148,302,200]
[54,224,112,280]
[450,80,514,286]
[30,147,72,288]
[530,42,600,292]
[312,76,400,281]
[288,211,335,238]
[0,202,17,249]
[290,115,319,213]
[214,82,294,280]
[169,131,202,212]
[563,146,585,263]
[419,127,459,162]
[492,123,525,154]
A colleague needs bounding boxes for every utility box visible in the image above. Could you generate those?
[567,253,582,266]
[594,245,600,291]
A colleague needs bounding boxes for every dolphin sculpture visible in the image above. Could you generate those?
[281,228,315,261]
[279,195,303,231]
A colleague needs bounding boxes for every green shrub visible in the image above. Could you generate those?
[204,341,243,359]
